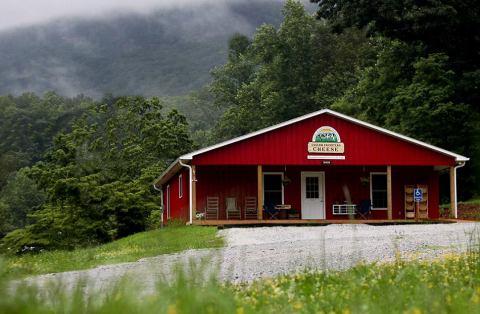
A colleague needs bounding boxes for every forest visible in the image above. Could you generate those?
[0,0,478,253]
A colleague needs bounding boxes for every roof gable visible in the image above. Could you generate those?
[154,109,467,187]
[181,109,468,162]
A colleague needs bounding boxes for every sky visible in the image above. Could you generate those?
[0,0,264,31]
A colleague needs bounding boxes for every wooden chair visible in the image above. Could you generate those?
[226,197,241,220]
[206,197,219,220]
[244,196,257,219]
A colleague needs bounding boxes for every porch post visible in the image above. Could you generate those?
[450,166,457,218]
[257,165,263,220]
[387,165,393,220]
[192,165,197,218]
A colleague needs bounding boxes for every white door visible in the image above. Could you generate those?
[301,172,325,219]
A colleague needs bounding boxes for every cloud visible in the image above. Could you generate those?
[0,0,281,31]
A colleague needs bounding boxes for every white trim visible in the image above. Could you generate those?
[453,161,466,218]
[178,174,183,199]
[166,184,171,219]
[179,109,468,162]
[370,172,388,210]
[153,157,181,187]
[263,172,285,205]
[178,160,193,225]
[307,155,345,160]
[301,171,326,219]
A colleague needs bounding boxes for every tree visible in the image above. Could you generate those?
[0,168,45,235]
[311,0,480,70]
[313,0,480,197]
[1,96,193,252]
[210,0,372,141]
[0,92,91,190]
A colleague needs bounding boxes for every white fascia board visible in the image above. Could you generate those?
[153,158,182,187]
[180,109,469,162]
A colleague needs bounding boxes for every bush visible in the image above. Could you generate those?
[145,210,163,230]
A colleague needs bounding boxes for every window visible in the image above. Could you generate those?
[305,176,319,199]
[370,173,387,209]
[178,174,183,198]
[263,173,284,209]
[166,185,171,218]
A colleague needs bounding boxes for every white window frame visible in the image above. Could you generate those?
[178,174,183,199]
[263,172,285,205]
[370,172,387,210]
[166,184,171,219]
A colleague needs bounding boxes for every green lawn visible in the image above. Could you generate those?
[3,225,223,278]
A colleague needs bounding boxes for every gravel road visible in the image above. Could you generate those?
[18,222,479,295]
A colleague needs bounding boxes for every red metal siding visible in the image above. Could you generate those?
[196,166,257,220]
[192,113,455,166]
[162,168,190,222]
[193,165,440,220]
[391,167,440,219]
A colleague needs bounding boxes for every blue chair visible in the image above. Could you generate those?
[263,201,279,220]
[357,200,372,219]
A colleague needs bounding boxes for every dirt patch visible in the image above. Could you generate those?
[458,203,480,220]
[441,203,480,220]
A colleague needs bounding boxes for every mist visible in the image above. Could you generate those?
[0,0,315,97]
[0,0,284,31]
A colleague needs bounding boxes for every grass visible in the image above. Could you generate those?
[235,254,480,313]
[2,251,480,314]
[2,225,223,278]
[2,227,480,313]
[460,197,480,205]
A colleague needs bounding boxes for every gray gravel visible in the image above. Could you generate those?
[16,222,480,295]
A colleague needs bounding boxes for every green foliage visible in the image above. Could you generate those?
[162,88,224,148]
[311,0,480,73]
[235,253,480,313]
[145,210,163,230]
[1,96,193,252]
[210,0,372,140]
[2,226,223,278]
[0,92,90,189]
[1,252,480,313]
[0,169,46,236]
[312,0,480,197]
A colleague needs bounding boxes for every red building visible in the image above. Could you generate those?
[153,109,468,224]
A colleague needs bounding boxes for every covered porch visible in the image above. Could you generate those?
[191,164,452,222]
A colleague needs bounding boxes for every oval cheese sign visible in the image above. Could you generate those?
[312,126,341,143]
[308,126,345,154]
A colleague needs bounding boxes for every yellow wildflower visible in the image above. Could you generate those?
[167,304,177,314]
[412,308,422,314]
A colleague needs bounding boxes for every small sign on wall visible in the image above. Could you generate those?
[308,126,345,154]
[414,188,423,202]
[308,142,344,153]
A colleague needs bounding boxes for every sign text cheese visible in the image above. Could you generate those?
[308,142,344,153]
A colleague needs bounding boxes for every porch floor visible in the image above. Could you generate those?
[192,218,461,226]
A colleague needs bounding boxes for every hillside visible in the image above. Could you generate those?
[0,0,310,98]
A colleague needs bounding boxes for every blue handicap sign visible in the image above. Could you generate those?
[414,188,423,202]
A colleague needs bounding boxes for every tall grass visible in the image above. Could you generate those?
[2,231,480,313]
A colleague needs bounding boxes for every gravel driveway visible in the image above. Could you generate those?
[18,222,479,295]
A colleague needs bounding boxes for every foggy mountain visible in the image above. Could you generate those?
[0,0,311,98]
